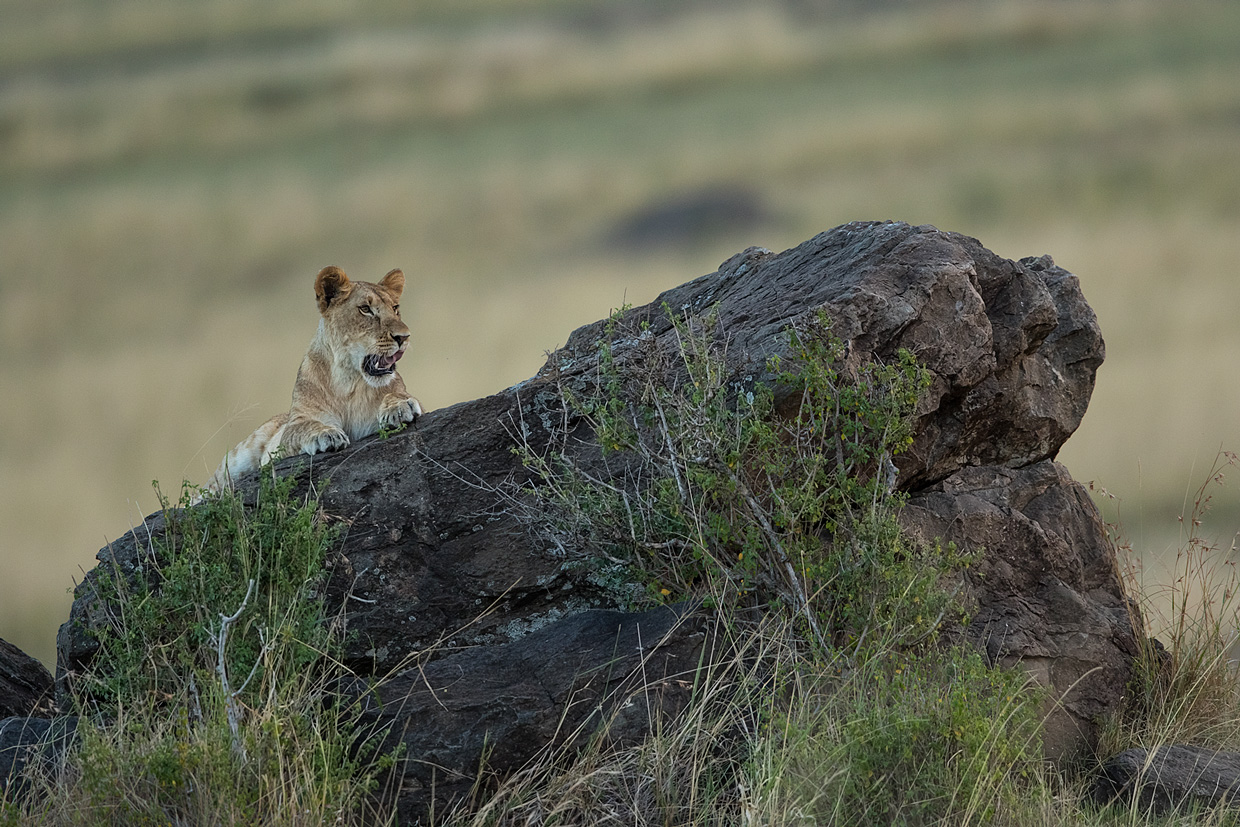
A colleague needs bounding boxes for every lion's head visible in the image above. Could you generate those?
[314,265,411,389]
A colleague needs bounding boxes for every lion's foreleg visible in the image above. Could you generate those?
[377,393,422,431]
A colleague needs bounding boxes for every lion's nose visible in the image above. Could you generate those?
[392,333,409,348]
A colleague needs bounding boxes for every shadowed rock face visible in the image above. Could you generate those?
[0,716,77,802]
[0,638,52,720]
[1093,746,1240,814]
[55,221,1134,820]
[363,605,709,816]
[899,460,1140,763]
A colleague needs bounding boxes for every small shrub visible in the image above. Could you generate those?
[84,473,335,713]
[2,472,397,826]
[521,304,959,657]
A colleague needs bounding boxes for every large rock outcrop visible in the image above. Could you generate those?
[56,221,1138,820]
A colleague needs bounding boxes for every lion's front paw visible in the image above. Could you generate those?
[378,396,422,430]
[303,426,350,455]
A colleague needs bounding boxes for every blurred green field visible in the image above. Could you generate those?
[2,0,1238,667]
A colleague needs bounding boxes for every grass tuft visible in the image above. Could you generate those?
[1104,452,1240,754]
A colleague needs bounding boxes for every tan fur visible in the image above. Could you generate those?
[207,266,422,491]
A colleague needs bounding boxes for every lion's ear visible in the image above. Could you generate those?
[378,268,405,300]
[315,266,352,313]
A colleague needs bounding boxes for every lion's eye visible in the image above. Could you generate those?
[393,304,400,315]
[359,305,373,316]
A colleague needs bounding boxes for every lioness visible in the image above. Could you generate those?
[207,265,422,491]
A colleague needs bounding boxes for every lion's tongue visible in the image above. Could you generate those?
[375,348,406,370]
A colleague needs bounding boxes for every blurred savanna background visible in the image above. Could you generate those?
[2,0,1238,669]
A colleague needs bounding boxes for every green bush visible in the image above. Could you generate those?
[524,304,961,657]
[84,473,334,713]
[3,473,397,826]
[774,648,1042,826]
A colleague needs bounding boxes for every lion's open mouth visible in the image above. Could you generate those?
[363,347,405,377]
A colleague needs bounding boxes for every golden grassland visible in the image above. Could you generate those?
[1,0,1239,666]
